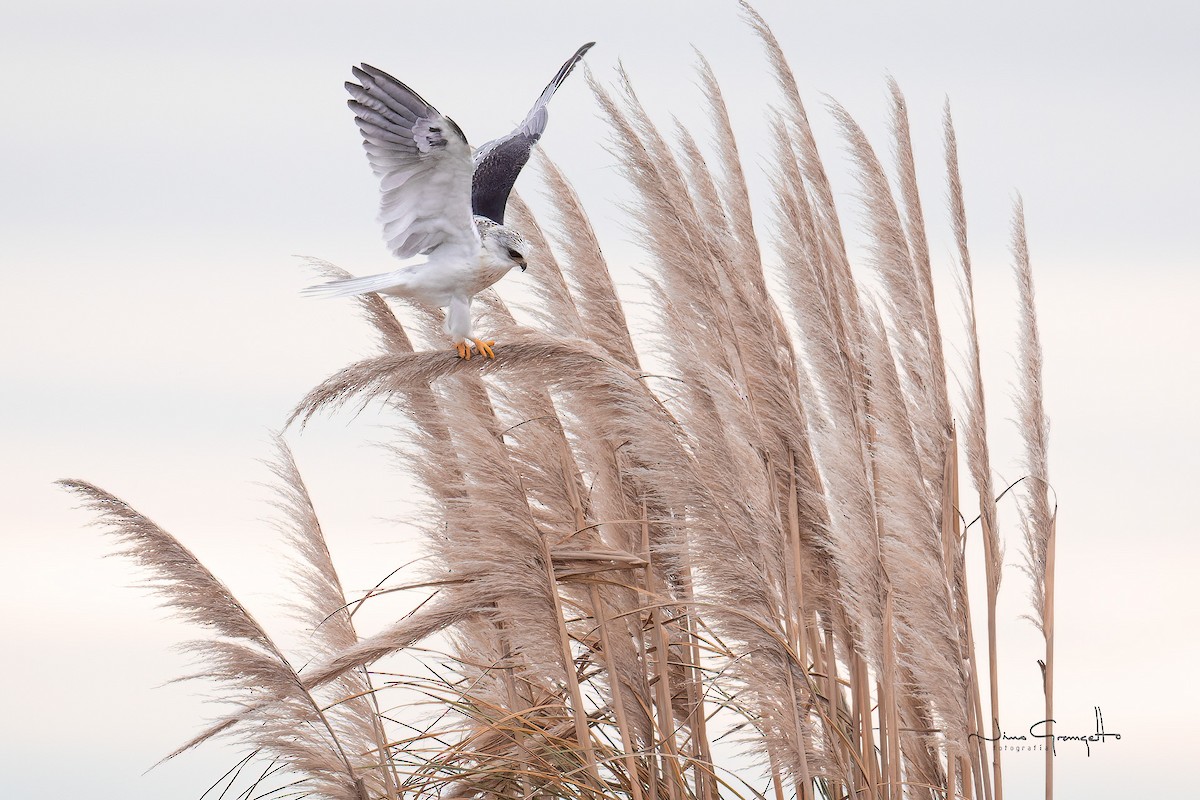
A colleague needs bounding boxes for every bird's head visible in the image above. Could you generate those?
[477,219,529,272]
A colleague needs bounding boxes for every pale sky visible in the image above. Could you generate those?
[2,1,1197,798]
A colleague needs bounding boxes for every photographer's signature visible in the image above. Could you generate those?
[969,706,1120,756]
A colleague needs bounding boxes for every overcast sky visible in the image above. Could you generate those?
[2,1,1197,797]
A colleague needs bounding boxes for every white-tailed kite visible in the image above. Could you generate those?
[303,43,595,359]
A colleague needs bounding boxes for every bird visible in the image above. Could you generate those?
[303,43,595,360]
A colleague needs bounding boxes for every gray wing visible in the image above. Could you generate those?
[347,64,478,260]
[470,42,595,224]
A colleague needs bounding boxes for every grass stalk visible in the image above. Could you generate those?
[539,531,602,787]
[589,581,647,800]
[1043,516,1056,800]
[963,586,991,800]
[677,547,716,800]
[643,505,686,800]
[785,458,816,798]
[982,516,1003,800]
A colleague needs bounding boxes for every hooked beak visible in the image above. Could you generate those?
[517,258,528,272]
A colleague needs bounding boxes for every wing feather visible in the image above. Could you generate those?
[470,42,594,223]
[347,64,476,260]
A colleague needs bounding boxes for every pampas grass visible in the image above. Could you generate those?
[61,5,1057,799]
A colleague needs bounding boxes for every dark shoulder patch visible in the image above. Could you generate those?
[471,134,533,224]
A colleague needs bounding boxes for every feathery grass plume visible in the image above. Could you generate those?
[692,52,819,518]
[66,7,1060,799]
[675,121,734,248]
[694,51,766,301]
[266,436,400,799]
[887,80,950,436]
[505,192,584,337]
[1010,200,1052,632]
[1010,199,1055,799]
[746,8,879,578]
[830,100,945,486]
[57,479,367,800]
[746,21,875,561]
[860,307,969,771]
[768,100,887,681]
[740,1,847,262]
[537,152,642,372]
[944,101,1004,799]
[588,69,735,390]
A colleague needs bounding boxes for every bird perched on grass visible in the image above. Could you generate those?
[304,43,595,359]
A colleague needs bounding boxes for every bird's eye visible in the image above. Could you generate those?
[507,248,522,260]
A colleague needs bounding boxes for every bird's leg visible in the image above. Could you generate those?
[446,295,496,359]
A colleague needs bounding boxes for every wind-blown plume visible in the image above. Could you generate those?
[1010,200,1053,630]
[537,152,642,371]
[58,479,367,800]
[1011,196,1056,800]
[945,101,1005,798]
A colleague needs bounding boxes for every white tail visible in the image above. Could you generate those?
[301,267,416,299]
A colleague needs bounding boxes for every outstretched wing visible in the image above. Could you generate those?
[347,64,477,259]
[470,42,595,224]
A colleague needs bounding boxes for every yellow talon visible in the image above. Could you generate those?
[472,338,496,359]
[455,342,471,360]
